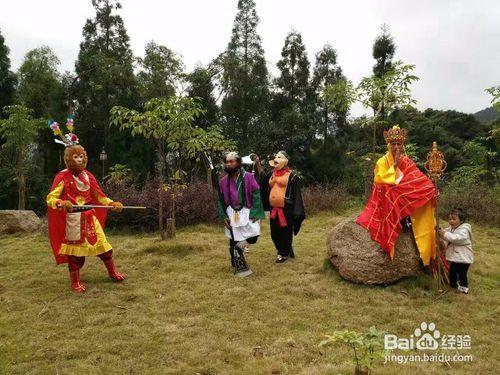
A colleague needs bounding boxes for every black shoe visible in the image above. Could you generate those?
[289,247,295,258]
[276,255,287,263]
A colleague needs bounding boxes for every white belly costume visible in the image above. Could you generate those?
[224,206,261,241]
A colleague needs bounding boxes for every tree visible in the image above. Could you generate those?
[74,0,138,169]
[16,46,67,175]
[276,30,310,103]
[486,85,500,112]
[312,44,345,140]
[0,105,44,209]
[137,41,184,102]
[270,30,316,164]
[110,96,233,238]
[372,24,396,119]
[373,24,396,78]
[220,0,269,152]
[357,61,419,157]
[17,46,65,117]
[187,66,219,129]
[0,29,16,113]
[322,77,356,123]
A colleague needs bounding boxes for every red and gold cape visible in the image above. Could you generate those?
[356,151,436,265]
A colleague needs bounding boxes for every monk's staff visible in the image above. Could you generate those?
[72,205,148,210]
[424,142,447,291]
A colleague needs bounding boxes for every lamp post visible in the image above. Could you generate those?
[99,147,107,183]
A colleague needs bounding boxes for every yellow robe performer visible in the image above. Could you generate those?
[357,127,437,265]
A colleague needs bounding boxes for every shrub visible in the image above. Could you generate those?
[440,182,500,226]
[302,183,353,215]
[103,179,218,231]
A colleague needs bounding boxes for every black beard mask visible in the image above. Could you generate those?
[224,165,240,175]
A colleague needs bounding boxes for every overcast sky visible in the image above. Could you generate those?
[1,0,499,116]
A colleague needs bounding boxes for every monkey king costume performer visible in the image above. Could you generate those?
[46,117,125,292]
[261,151,305,263]
[218,152,265,275]
[356,125,437,266]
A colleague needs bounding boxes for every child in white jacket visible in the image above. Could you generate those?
[439,208,473,294]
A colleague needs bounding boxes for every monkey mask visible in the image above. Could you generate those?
[64,145,88,174]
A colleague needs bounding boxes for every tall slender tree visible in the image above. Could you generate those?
[373,24,396,78]
[270,30,315,162]
[312,44,345,140]
[221,0,269,152]
[17,46,65,118]
[74,0,138,169]
[0,105,44,209]
[16,46,67,175]
[276,30,310,104]
[372,24,396,119]
[0,29,16,115]
[187,66,219,129]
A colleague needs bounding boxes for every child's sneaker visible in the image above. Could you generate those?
[458,286,469,294]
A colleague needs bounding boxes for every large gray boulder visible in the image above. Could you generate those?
[326,215,423,285]
[0,210,41,235]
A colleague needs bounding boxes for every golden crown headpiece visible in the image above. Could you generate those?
[383,125,408,144]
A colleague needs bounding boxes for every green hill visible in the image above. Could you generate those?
[474,106,500,123]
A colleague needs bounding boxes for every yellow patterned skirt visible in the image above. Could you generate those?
[59,216,112,257]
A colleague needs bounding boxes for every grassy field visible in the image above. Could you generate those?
[0,209,498,374]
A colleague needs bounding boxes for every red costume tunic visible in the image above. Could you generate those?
[47,169,113,265]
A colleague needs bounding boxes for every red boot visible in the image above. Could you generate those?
[69,270,86,293]
[103,259,126,281]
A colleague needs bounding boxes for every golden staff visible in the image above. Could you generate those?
[424,141,447,291]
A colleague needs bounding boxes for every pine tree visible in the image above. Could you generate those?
[221,0,269,152]
[372,24,396,78]
[276,30,310,104]
[270,30,315,163]
[312,44,344,140]
[372,24,396,119]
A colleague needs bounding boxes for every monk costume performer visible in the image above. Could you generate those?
[218,152,265,273]
[46,118,125,293]
[260,151,306,263]
[356,125,437,266]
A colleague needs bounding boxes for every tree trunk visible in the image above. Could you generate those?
[372,120,377,160]
[364,157,374,200]
[18,148,26,210]
[207,166,213,192]
[164,218,176,239]
[323,103,328,145]
[158,143,165,238]
[163,195,176,239]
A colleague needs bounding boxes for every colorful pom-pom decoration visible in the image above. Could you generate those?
[48,116,79,147]
[66,115,74,132]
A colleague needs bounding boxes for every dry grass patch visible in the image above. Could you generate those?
[0,209,498,374]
